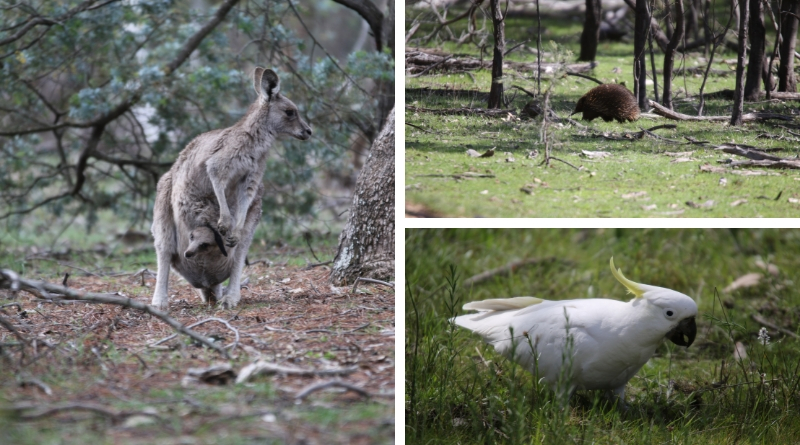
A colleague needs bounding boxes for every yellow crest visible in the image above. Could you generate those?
[609,257,645,298]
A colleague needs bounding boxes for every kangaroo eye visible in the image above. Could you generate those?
[666,310,674,317]
[190,234,194,240]
[200,243,209,249]
[285,109,295,117]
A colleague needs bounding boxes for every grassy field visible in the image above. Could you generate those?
[0,219,394,444]
[405,5,800,217]
[406,229,800,443]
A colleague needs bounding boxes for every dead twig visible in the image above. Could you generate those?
[10,402,167,425]
[295,380,370,400]
[752,314,800,339]
[352,277,395,294]
[150,317,240,351]
[302,260,333,271]
[548,156,582,171]
[0,269,228,358]
[566,72,603,84]
[408,55,453,78]
[236,361,358,384]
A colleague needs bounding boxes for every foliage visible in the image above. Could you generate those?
[406,228,800,444]
[0,0,394,233]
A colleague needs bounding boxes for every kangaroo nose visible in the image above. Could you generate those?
[184,250,194,258]
[305,127,312,137]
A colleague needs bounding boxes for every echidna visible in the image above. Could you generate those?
[570,84,640,123]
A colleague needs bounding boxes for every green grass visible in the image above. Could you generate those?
[405,229,800,444]
[405,9,800,217]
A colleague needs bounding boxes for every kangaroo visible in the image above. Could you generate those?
[151,67,312,310]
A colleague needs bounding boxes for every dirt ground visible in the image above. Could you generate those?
[0,262,395,444]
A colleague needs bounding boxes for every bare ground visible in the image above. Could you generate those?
[0,262,395,444]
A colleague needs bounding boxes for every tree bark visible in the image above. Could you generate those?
[662,0,685,109]
[579,0,602,61]
[633,0,649,109]
[779,0,800,92]
[744,0,765,101]
[487,0,505,108]
[330,108,395,286]
[731,0,749,125]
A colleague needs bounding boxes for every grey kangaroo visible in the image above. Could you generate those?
[151,68,312,310]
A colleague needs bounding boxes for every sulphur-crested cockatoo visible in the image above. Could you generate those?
[452,258,697,401]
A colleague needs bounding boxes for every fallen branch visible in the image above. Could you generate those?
[9,402,166,424]
[295,380,370,400]
[236,360,358,384]
[752,314,800,339]
[0,269,228,358]
[714,144,786,161]
[648,100,795,122]
[405,47,598,75]
[727,159,800,169]
[150,317,240,351]
[548,156,582,171]
[352,277,395,294]
[405,105,514,117]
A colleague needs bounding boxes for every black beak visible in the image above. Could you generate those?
[666,317,697,347]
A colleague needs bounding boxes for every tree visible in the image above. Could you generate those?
[633,0,649,109]
[662,0,685,109]
[744,0,767,101]
[0,1,393,232]
[579,0,602,61]
[778,0,800,92]
[731,0,750,125]
[330,107,394,286]
[487,0,505,108]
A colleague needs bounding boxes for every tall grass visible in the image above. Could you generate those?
[405,229,800,444]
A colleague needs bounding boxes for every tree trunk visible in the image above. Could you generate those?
[487,0,505,108]
[779,0,800,92]
[330,108,395,286]
[633,0,648,109]
[579,0,602,61]
[731,0,749,126]
[744,0,765,101]
[662,0,685,110]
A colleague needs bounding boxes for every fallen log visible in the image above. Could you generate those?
[406,47,598,76]
[648,100,795,122]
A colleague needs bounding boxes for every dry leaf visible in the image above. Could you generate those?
[671,157,695,163]
[723,272,763,293]
[755,259,779,276]
[663,151,694,157]
[581,150,611,159]
[641,204,657,211]
[622,191,647,199]
[686,200,714,209]
[730,199,747,206]
[734,341,747,361]
[466,148,495,158]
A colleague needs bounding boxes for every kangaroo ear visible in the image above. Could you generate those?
[258,68,281,101]
[207,224,228,257]
[253,67,265,97]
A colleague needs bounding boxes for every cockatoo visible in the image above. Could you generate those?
[452,258,697,402]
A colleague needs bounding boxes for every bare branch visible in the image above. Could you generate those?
[0,269,229,358]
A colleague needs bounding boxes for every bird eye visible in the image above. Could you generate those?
[285,109,295,117]
[666,310,674,317]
